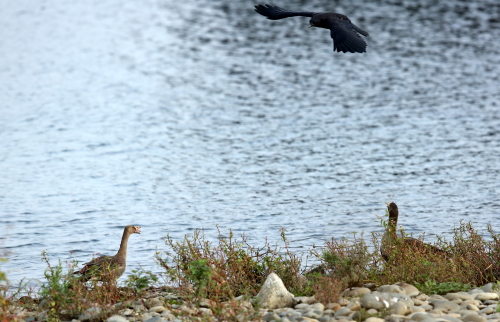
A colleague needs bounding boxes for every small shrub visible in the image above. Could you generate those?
[1,256,11,321]
[40,251,138,321]
[312,212,500,289]
[209,297,263,322]
[0,247,36,322]
[40,251,82,321]
[314,233,378,288]
[450,221,500,285]
[124,268,159,292]
[311,275,345,304]
[187,259,212,298]
[156,226,305,300]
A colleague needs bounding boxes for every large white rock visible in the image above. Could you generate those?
[255,273,294,309]
[366,318,385,322]
[377,284,405,294]
[361,291,413,310]
[474,292,499,301]
[342,287,372,297]
[481,283,495,293]
[444,292,474,301]
[395,282,420,297]
[107,315,129,322]
[429,299,460,312]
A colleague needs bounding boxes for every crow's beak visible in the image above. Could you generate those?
[308,24,313,28]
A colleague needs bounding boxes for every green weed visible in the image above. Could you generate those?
[414,280,472,295]
[124,268,159,292]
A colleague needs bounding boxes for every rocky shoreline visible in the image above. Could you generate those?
[10,274,500,322]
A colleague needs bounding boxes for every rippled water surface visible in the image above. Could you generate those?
[1,0,500,284]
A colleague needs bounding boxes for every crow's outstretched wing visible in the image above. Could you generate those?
[328,19,368,53]
[351,23,369,37]
[255,4,314,20]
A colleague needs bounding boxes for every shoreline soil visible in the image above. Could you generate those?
[5,279,500,322]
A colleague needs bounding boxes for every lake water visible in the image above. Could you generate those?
[1,0,499,285]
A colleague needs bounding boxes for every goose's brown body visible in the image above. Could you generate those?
[381,203,446,261]
[74,225,141,281]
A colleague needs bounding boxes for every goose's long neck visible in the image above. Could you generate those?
[116,230,131,258]
[387,206,398,234]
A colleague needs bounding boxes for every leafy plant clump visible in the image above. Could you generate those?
[313,216,500,290]
[311,274,345,304]
[314,233,379,288]
[39,251,140,321]
[154,218,500,306]
[414,280,473,295]
[450,221,500,285]
[156,226,306,301]
[1,254,11,321]
[124,268,159,292]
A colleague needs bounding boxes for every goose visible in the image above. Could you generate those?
[381,203,446,261]
[73,225,141,281]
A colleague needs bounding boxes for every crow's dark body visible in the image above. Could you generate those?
[255,4,369,53]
